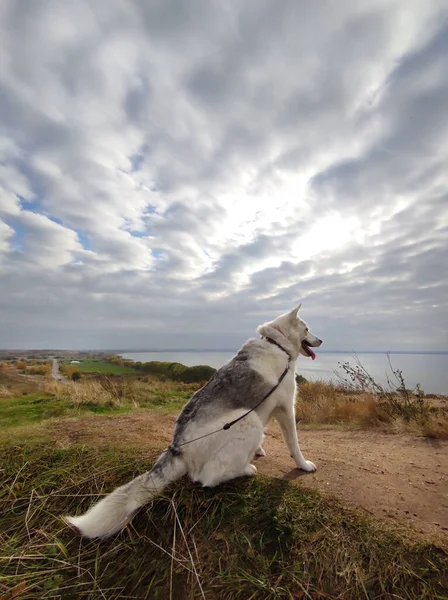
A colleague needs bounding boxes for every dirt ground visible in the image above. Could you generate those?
[53,412,448,546]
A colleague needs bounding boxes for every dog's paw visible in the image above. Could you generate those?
[245,464,257,477]
[254,447,266,458]
[299,460,317,472]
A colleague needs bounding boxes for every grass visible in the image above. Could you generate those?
[70,359,137,374]
[296,381,448,439]
[45,377,198,411]
[0,379,200,443]
[2,372,447,441]
[0,394,75,428]
[0,374,447,598]
[1,444,447,600]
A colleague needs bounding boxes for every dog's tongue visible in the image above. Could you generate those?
[302,341,316,360]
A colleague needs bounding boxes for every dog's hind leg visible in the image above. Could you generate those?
[254,432,266,458]
[194,414,262,487]
[273,406,316,472]
[199,462,257,487]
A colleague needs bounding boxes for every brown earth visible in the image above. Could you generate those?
[52,412,448,546]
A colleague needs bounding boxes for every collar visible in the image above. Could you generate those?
[264,336,292,361]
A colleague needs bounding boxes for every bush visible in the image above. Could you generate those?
[60,364,80,379]
[178,365,216,383]
[136,361,216,383]
[336,355,431,423]
[71,371,81,381]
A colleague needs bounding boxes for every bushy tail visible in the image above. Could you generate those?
[65,450,186,539]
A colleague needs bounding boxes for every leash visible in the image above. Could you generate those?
[172,338,292,450]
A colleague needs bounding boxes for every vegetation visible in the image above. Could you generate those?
[0,394,76,429]
[74,359,137,374]
[337,355,431,421]
[105,355,217,383]
[13,359,51,376]
[0,358,447,598]
[132,360,217,383]
[1,444,447,600]
[61,356,217,382]
[0,380,201,441]
[296,383,448,439]
[59,363,80,378]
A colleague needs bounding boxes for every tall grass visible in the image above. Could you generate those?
[336,355,432,421]
[1,444,447,600]
[296,382,389,427]
[44,376,201,410]
[296,358,448,438]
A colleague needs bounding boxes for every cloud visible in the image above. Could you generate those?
[0,0,447,352]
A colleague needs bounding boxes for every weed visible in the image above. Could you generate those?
[336,355,432,422]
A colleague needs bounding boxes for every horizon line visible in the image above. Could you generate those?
[1,348,447,355]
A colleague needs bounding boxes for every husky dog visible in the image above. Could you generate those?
[65,304,322,538]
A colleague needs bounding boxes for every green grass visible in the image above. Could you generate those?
[1,444,447,600]
[0,394,76,428]
[74,359,136,374]
[1,380,447,598]
[0,381,194,437]
[0,394,130,435]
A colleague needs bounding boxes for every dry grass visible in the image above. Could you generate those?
[297,382,389,426]
[420,414,448,440]
[0,384,12,397]
[1,443,447,600]
[43,377,201,410]
[1,371,447,597]
[296,380,448,438]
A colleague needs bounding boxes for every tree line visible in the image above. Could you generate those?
[108,355,216,383]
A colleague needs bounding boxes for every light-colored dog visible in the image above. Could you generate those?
[65,304,322,538]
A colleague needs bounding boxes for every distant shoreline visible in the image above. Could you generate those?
[1,349,447,355]
[118,350,448,355]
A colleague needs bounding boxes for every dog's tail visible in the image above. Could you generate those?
[64,449,186,539]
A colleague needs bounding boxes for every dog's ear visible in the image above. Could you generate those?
[288,303,302,319]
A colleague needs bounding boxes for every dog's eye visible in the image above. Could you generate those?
[305,327,309,333]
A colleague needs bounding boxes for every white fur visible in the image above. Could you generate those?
[65,304,322,538]
[182,409,263,486]
[65,454,186,538]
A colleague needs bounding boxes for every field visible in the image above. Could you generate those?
[0,368,447,599]
[70,359,137,374]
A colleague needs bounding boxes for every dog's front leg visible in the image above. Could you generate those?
[272,406,316,472]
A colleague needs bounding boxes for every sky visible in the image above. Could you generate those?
[0,0,447,352]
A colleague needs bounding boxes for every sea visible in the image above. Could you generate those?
[119,351,448,395]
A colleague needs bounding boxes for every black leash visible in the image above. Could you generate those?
[173,338,292,450]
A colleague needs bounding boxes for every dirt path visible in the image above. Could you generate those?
[54,412,448,545]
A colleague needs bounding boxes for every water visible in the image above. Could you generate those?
[120,351,448,395]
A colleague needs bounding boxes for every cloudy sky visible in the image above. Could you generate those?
[0,1,447,352]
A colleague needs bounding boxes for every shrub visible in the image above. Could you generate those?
[336,355,431,422]
[178,365,216,383]
[137,361,216,383]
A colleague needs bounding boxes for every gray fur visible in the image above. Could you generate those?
[172,340,284,446]
[64,305,322,539]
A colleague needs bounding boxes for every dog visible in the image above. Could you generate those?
[65,304,322,538]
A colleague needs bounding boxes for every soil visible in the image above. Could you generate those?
[52,412,448,546]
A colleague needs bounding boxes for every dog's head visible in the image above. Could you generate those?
[258,304,322,360]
